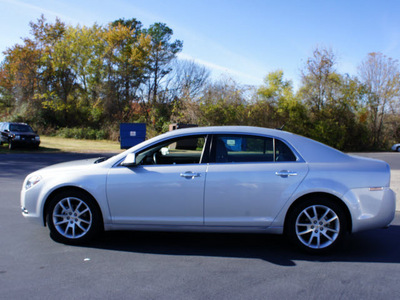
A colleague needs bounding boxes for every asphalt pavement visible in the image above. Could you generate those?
[1,152,399,299]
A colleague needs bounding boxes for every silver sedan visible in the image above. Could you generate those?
[21,126,396,253]
[392,143,400,152]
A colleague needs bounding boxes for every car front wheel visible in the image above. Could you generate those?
[286,197,347,253]
[46,190,102,244]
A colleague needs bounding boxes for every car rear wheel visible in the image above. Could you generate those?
[397,146,400,152]
[286,197,347,253]
[46,190,102,244]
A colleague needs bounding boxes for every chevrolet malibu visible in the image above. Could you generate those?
[21,126,396,253]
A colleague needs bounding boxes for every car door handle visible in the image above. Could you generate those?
[180,172,201,179]
[275,170,298,177]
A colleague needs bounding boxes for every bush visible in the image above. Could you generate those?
[57,127,109,140]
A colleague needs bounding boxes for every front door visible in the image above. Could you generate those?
[107,135,207,225]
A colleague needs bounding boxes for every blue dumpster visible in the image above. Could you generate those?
[120,123,146,149]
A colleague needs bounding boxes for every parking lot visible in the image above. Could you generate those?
[1,152,400,299]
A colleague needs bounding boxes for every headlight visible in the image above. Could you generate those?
[25,175,42,190]
[14,134,20,140]
[35,136,40,141]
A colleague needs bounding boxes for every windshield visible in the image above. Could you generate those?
[9,124,34,133]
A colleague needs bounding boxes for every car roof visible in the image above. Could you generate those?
[8,122,29,125]
[157,126,292,138]
[164,126,349,162]
[139,126,298,147]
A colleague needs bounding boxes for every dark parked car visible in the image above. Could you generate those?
[0,122,40,150]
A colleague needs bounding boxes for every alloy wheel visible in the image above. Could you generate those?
[52,197,93,239]
[295,204,340,249]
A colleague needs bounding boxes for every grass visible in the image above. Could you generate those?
[0,136,123,154]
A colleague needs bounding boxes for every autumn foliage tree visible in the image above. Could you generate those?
[0,16,181,135]
[358,52,400,148]
[1,17,400,151]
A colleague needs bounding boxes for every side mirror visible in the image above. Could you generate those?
[121,153,137,167]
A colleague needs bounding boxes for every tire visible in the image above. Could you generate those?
[46,190,102,244]
[286,197,348,254]
[397,147,400,152]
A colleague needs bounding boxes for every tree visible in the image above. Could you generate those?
[0,15,67,125]
[199,78,247,126]
[143,23,183,105]
[168,60,210,124]
[299,47,339,111]
[358,52,400,147]
[167,59,210,102]
[103,21,151,122]
[0,61,15,117]
[255,70,309,133]
[295,47,373,150]
[1,39,40,107]
[258,70,293,103]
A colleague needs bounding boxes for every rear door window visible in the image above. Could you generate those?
[212,135,296,163]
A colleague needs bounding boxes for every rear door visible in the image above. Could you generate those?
[204,134,308,226]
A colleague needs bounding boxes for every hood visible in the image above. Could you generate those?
[39,157,102,172]
[11,131,38,136]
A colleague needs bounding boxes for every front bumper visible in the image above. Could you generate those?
[12,139,40,148]
[20,182,45,226]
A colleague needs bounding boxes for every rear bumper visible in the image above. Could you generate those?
[345,187,396,233]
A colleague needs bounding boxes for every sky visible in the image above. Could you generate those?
[1,0,400,91]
